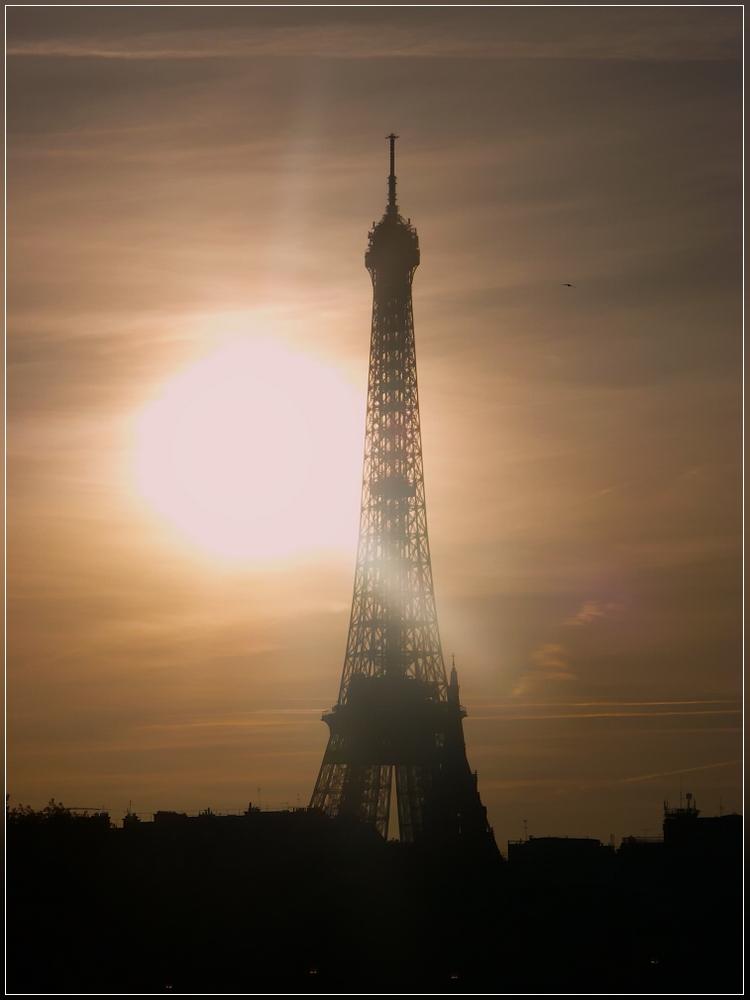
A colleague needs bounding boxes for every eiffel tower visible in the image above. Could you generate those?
[310,136,496,851]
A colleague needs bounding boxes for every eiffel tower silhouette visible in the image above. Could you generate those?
[310,136,496,851]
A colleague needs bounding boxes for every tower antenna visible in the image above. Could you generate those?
[386,133,399,212]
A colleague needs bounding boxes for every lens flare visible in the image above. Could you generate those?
[135,339,364,560]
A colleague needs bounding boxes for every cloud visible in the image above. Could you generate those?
[564,601,606,626]
[511,601,626,695]
[531,643,574,678]
[5,10,741,62]
[512,643,575,696]
[468,709,740,721]
[564,600,625,626]
[619,759,742,785]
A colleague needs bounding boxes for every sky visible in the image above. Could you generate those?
[6,7,742,848]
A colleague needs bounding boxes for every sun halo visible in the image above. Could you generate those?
[134,339,364,561]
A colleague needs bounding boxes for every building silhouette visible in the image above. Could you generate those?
[309,136,496,851]
[8,795,741,993]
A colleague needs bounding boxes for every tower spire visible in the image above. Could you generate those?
[386,132,398,213]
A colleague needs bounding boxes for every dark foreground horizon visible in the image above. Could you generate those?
[7,797,741,994]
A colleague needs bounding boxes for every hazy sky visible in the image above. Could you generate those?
[6,8,742,846]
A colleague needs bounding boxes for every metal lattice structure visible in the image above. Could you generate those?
[310,137,496,850]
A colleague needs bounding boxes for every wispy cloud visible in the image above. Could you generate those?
[512,643,575,696]
[473,700,741,709]
[564,600,624,626]
[564,600,606,626]
[6,13,741,62]
[140,709,326,730]
[619,759,742,784]
[469,697,742,722]
[471,709,741,722]
[530,643,573,678]
[478,759,742,792]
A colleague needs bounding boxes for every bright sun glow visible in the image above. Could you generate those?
[135,339,364,560]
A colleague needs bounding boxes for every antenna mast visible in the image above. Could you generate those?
[386,132,398,212]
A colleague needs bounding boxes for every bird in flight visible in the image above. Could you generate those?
[563,282,575,288]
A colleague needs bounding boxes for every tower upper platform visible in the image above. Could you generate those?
[365,134,420,278]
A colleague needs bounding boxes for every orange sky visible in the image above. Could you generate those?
[6,8,742,847]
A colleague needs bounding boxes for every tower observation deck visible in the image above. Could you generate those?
[310,136,496,851]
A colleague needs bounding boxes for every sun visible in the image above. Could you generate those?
[134,338,364,560]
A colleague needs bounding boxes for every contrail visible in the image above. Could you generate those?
[620,759,742,784]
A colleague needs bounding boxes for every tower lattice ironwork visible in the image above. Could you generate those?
[310,136,496,850]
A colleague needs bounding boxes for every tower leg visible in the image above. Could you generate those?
[311,760,392,839]
[395,765,428,844]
